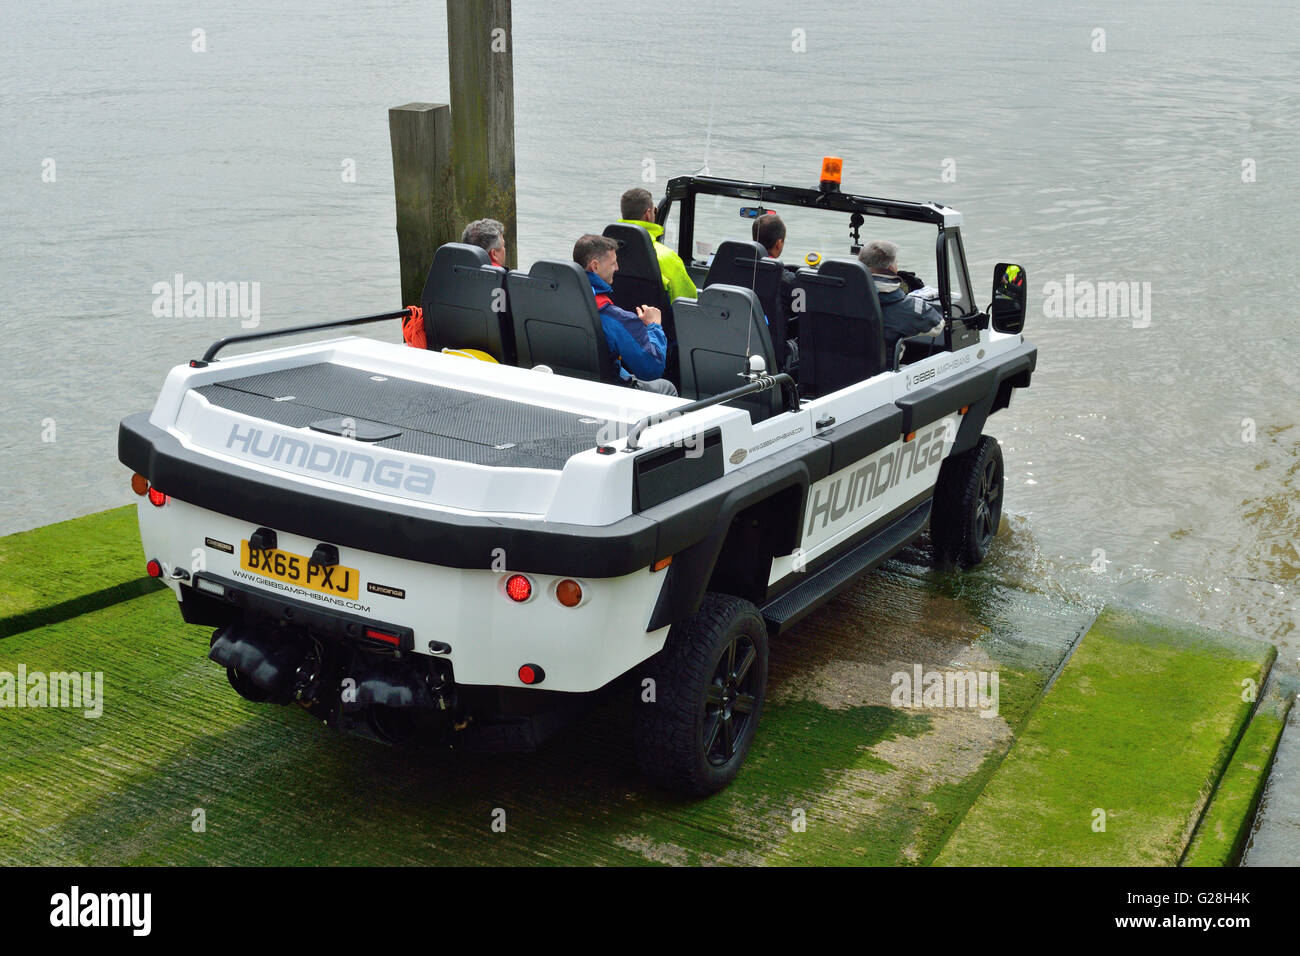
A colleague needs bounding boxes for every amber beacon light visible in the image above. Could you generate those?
[819,156,843,192]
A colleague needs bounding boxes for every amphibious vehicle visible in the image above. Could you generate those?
[119,161,1035,794]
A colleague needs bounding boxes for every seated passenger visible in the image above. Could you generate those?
[858,239,944,360]
[619,188,698,302]
[401,218,507,348]
[574,234,677,396]
[752,212,800,370]
[753,213,798,319]
[461,217,508,267]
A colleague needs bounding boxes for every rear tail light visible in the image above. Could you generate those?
[555,579,582,608]
[518,664,545,685]
[147,486,168,507]
[504,574,532,602]
[146,559,162,578]
[130,473,149,496]
[364,628,400,647]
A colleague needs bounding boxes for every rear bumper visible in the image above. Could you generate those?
[136,497,672,693]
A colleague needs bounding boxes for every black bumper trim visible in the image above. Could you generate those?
[190,572,415,653]
[895,363,997,434]
[812,404,905,473]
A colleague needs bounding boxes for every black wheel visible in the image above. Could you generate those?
[635,593,768,796]
[227,666,272,703]
[930,434,1004,568]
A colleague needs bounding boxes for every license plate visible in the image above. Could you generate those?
[240,541,359,599]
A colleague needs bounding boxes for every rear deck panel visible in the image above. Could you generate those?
[197,362,622,470]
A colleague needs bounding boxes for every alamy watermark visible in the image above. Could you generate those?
[0,666,103,718]
[50,886,150,936]
[152,273,260,328]
[596,409,705,458]
[1042,274,1151,328]
[890,664,999,718]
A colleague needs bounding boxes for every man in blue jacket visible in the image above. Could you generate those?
[573,234,677,395]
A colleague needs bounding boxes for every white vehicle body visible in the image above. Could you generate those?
[118,172,1037,771]
[124,328,1032,695]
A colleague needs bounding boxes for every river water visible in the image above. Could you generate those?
[2,0,1296,671]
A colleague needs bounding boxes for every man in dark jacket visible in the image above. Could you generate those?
[573,234,677,395]
[858,239,944,361]
[752,213,800,370]
[753,213,799,318]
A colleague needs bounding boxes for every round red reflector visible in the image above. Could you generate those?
[146,559,162,578]
[555,579,582,608]
[505,574,532,602]
[518,665,536,684]
[147,487,168,507]
[130,473,149,496]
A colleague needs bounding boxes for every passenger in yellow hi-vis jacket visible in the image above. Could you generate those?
[618,188,698,303]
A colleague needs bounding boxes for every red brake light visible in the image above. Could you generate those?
[147,487,168,507]
[518,664,545,685]
[146,559,162,578]
[505,574,532,602]
[364,628,400,647]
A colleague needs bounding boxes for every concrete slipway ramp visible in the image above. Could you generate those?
[0,508,1289,866]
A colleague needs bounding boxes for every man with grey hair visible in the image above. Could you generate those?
[859,239,944,360]
[461,218,507,267]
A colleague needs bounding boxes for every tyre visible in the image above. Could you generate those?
[634,593,769,796]
[930,434,1004,568]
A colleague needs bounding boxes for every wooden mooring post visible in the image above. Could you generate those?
[389,0,517,308]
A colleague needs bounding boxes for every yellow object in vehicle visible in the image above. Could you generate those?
[441,347,499,363]
[804,251,823,268]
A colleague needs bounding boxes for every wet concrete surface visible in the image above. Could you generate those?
[1242,702,1300,866]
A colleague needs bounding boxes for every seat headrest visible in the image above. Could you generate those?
[695,283,765,320]
[817,257,871,285]
[433,241,492,269]
[527,258,587,286]
[603,222,656,252]
[506,259,600,321]
[714,239,769,260]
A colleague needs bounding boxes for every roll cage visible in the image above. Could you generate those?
[656,175,976,323]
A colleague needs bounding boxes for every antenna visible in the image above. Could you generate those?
[742,164,765,363]
[696,57,721,176]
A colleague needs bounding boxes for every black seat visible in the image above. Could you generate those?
[601,223,670,316]
[504,260,623,385]
[794,258,886,397]
[603,222,678,382]
[674,285,782,423]
[703,240,788,370]
[419,243,514,363]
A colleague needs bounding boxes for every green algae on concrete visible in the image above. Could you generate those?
[934,607,1277,866]
[0,524,1093,866]
[1182,677,1296,867]
[0,505,160,638]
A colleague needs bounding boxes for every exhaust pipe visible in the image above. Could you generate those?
[353,672,425,709]
[209,624,305,704]
[340,668,440,743]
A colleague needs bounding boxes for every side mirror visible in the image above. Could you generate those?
[990,263,1027,334]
